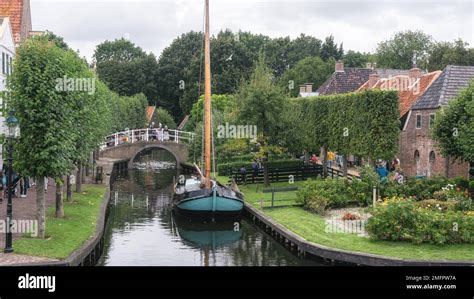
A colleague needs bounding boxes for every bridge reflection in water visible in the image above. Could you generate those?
[98,150,320,266]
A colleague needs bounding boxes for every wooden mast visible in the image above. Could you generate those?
[203,0,212,188]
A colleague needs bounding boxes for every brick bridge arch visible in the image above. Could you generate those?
[99,141,189,169]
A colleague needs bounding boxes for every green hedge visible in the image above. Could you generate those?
[297,90,400,161]
[217,159,303,176]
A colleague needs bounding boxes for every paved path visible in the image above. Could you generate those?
[0,180,59,265]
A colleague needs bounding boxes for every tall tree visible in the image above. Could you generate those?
[156,31,203,118]
[427,39,474,71]
[7,36,81,237]
[321,35,343,61]
[343,50,372,67]
[94,38,159,106]
[279,56,334,97]
[376,30,433,69]
[236,54,286,186]
[94,38,146,63]
[432,80,474,162]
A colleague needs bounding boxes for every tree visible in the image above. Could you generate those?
[287,34,322,70]
[376,30,433,69]
[279,56,334,97]
[94,38,146,63]
[7,36,82,237]
[154,108,177,129]
[156,31,203,119]
[343,50,373,67]
[236,54,286,186]
[321,35,343,61]
[432,80,474,162]
[427,39,474,71]
[95,39,159,106]
[44,30,70,50]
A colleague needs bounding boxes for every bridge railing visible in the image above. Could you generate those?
[100,128,195,151]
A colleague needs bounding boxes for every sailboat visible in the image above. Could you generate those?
[173,0,244,220]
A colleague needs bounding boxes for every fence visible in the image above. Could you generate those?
[229,164,323,184]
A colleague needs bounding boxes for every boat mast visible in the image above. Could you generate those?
[203,0,212,187]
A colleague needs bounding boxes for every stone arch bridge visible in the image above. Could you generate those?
[99,128,194,169]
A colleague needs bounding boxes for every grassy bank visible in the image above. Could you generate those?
[14,184,107,259]
[231,179,474,261]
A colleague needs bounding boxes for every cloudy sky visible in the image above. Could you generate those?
[31,0,473,63]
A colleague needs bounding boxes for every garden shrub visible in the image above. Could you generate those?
[306,194,328,214]
[296,178,354,211]
[346,179,371,206]
[367,199,421,242]
[415,199,457,212]
[367,199,474,244]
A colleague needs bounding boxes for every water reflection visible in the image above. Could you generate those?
[98,149,319,266]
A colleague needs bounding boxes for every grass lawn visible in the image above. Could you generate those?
[14,184,107,259]
[229,178,474,261]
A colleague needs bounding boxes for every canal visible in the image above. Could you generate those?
[98,148,320,266]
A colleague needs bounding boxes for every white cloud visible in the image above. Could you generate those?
[30,0,473,62]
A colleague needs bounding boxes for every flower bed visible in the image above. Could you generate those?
[367,197,474,245]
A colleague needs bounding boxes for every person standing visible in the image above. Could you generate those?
[327,151,335,168]
[239,165,247,186]
[163,125,169,141]
[251,160,259,183]
[20,176,29,198]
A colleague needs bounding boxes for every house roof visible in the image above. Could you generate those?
[316,67,412,95]
[0,0,31,44]
[411,65,474,110]
[359,71,442,117]
[145,106,156,123]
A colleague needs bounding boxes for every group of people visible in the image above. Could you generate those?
[106,122,171,147]
[239,159,262,185]
[376,158,404,184]
[0,167,34,202]
[148,122,170,142]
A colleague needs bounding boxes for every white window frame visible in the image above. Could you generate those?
[415,114,422,129]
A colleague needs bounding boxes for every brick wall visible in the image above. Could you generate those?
[398,109,469,178]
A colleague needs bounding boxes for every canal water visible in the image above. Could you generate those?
[98,148,320,266]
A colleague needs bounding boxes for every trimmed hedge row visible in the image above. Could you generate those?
[296,90,400,161]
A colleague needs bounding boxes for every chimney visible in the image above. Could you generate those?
[305,83,313,93]
[409,67,422,79]
[299,85,306,94]
[335,60,344,72]
[368,73,380,88]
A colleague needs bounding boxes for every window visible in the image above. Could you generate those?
[429,151,435,163]
[9,56,12,74]
[429,114,435,128]
[414,150,420,162]
[2,52,5,74]
[416,114,422,129]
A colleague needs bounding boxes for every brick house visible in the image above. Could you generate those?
[316,60,412,95]
[399,65,474,178]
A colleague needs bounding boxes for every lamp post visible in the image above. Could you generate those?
[4,109,19,253]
